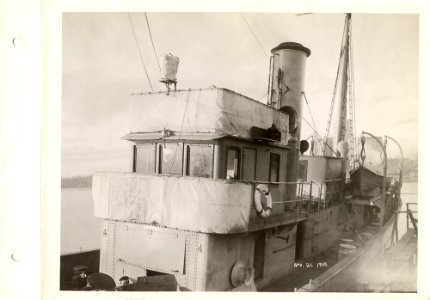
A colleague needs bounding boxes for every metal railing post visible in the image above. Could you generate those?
[299,183,302,214]
[308,183,312,215]
[406,203,410,230]
[395,211,399,242]
[281,186,285,224]
[250,180,324,223]
[323,182,327,210]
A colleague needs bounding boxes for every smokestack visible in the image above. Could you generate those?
[269,42,311,141]
[268,42,311,198]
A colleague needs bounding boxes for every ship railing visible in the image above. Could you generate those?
[250,180,321,217]
[391,202,417,244]
[405,202,418,232]
[318,178,345,213]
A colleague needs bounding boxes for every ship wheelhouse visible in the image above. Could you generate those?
[124,133,297,229]
[92,88,325,290]
[91,43,350,291]
[93,88,314,233]
[126,134,288,194]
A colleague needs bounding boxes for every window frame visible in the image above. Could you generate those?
[242,147,257,181]
[185,143,215,178]
[134,143,157,174]
[132,145,137,172]
[157,142,184,175]
[225,146,241,180]
[269,152,281,183]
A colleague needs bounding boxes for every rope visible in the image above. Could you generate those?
[239,13,269,59]
[302,92,324,150]
[323,14,349,153]
[144,12,161,72]
[332,179,366,245]
[258,91,268,102]
[349,21,357,158]
[127,13,154,92]
[167,89,191,173]
[303,117,336,155]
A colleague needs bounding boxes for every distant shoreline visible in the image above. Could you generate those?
[61,186,92,190]
[61,175,92,188]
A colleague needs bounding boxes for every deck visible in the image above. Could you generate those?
[357,229,417,292]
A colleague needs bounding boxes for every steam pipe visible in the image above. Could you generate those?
[267,55,274,105]
[269,42,311,202]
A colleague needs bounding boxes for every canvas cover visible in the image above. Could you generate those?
[130,88,289,145]
[160,53,179,82]
[350,166,391,197]
[92,172,253,233]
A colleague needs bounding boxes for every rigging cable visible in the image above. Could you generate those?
[323,14,349,153]
[347,38,355,158]
[168,89,191,173]
[127,12,154,92]
[239,13,269,59]
[239,13,269,103]
[258,91,269,102]
[144,12,161,72]
[349,22,358,159]
[303,117,336,155]
[302,92,325,150]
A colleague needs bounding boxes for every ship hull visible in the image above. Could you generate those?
[60,197,400,292]
[60,203,350,291]
[297,213,396,292]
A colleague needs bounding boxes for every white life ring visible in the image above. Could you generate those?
[254,184,273,218]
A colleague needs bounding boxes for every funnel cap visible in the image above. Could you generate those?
[271,42,311,57]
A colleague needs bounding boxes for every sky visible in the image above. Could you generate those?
[62,12,419,177]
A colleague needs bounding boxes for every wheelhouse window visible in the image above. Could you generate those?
[226,147,240,180]
[269,153,280,182]
[135,143,156,174]
[186,144,213,178]
[242,148,257,181]
[159,143,183,175]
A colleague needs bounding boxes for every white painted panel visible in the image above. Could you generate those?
[115,224,185,275]
[92,172,253,233]
[130,88,289,145]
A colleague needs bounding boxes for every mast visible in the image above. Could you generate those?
[335,13,351,148]
[323,13,354,157]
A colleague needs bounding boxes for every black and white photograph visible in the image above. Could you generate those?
[3,1,430,299]
[58,11,422,293]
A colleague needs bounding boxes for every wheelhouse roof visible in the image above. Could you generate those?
[128,87,290,146]
[122,132,290,149]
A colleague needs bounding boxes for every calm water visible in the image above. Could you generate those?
[60,182,418,255]
[61,187,101,255]
[397,181,418,239]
